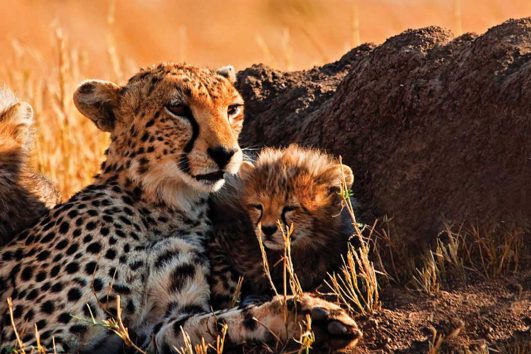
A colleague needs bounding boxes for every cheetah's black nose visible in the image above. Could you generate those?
[208,146,236,169]
[261,225,278,237]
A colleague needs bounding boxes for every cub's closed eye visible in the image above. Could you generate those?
[249,204,263,211]
[227,104,243,118]
[282,206,298,213]
[165,103,191,118]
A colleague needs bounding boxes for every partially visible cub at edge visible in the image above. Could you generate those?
[0,88,61,246]
[209,144,357,309]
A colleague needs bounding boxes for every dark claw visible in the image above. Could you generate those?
[311,307,330,321]
[328,320,348,336]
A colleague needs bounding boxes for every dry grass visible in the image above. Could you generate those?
[2,2,529,352]
[325,161,381,316]
[410,222,528,294]
[1,1,530,198]
[6,297,53,354]
[256,220,311,352]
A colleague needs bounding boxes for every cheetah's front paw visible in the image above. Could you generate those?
[302,295,361,350]
[289,294,362,350]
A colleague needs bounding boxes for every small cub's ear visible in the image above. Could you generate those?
[1,101,33,126]
[73,80,121,132]
[216,65,237,83]
[1,102,34,146]
[238,160,255,179]
[321,163,354,190]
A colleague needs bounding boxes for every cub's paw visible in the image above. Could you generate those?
[296,294,362,350]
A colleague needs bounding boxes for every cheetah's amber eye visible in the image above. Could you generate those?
[227,104,243,119]
[165,103,192,118]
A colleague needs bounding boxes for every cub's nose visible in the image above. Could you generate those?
[261,225,278,237]
[208,146,236,169]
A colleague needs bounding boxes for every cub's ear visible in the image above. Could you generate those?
[73,80,121,132]
[216,65,236,83]
[1,101,34,146]
[1,101,33,126]
[238,160,255,179]
[321,163,354,191]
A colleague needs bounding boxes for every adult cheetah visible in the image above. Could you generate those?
[0,64,360,353]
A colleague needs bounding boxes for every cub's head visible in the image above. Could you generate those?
[239,145,354,251]
[0,88,34,168]
[74,64,243,194]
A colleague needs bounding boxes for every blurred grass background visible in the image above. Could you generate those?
[1,0,530,197]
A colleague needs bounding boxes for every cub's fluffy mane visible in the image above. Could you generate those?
[245,144,344,199]
[256,144,337,177]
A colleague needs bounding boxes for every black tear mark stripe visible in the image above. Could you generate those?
[178,110,200,175]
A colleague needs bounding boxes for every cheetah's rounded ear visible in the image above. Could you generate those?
[238,160,255,180]
[73,80,121,133]
[1,101,34,147]
[216,65,237,83]
[321,163,354,191]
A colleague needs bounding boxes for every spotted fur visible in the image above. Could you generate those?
[0,67,360,353]
[209,145,356,309]
[0,89,61,246]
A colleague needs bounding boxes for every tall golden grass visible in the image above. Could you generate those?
[1,0,530,197]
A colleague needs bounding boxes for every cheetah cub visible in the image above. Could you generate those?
[0,89,60,245]
[209,144,355,308]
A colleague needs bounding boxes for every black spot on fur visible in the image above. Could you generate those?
[169,263,196,293]
[41,300,55,314]
[35,271,47,282]
[58,312,71,324]
[51,282,63,293]
[103,247,116,259]
[26,289,38,300]
[65,261,80,274]
[93,278,104,292]
[154,250,180,269]
[69,324,87,334]
[112,284,131,295]
[50,264,61,277]
[242,310,257,331]
[87,241,102,254]
[59,222,70,234]
[21,266,33,281]
[67,288,82,301]
[55,239,68,250]
[85,261,97,275]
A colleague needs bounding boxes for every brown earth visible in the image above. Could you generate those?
[235,18,531,353]
[354,277,530,353]
[236,18,531,253]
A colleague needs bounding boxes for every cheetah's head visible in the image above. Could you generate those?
[73,64,244,195]
[239,145,354,251]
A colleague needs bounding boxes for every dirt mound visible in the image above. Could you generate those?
[357,278,530,353]
[236,18,531,252]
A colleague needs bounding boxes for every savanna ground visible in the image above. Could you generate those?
[1,0,530,353]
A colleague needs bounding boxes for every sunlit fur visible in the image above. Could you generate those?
[0,69,360,352]
[209,144,356,305]
[0,88,60,245]
[75,64,244,207]
[241,144,354,251]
